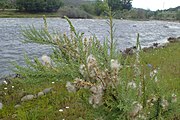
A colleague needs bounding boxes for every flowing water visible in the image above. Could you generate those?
[1,18,180,77]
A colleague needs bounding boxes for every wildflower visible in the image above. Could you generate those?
[150,69,158,78]
[130,102,143,118]
[4,87,7,90]
[171,93,177,103]
[127,81,137,89]
[52,82,55,84]
[110,59,121,71]
[147,64,152,68]
[66,81,76,93]
[3,80,8,85]
[41,54,51,66]
[161,98,169,110]
[59,109,63,112]
[12,86,14,88]
[65,106,69,109]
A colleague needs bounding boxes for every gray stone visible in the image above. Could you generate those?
[21,95,34,102]
[14,104,21,108]
[38,92,44,97]
[43,88,52,94]
[0,102,3,109]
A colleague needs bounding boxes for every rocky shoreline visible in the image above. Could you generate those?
[122,36,180,56]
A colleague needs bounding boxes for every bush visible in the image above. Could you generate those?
[59,7,93,19]
[16,0,63,12]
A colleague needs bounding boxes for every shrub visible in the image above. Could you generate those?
[16,0,63,12]
[59,7,93,19]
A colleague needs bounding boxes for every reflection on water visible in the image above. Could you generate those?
[0,18,180,76]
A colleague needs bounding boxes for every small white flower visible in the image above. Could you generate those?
[110,59,121,71]
[66,81,76,93]
[12,86,14,88]
[127,81,136,89]
[41,54,51,66]
[52,82,55,84]
[65,106,69,109]
[4,87,7,90]
[172,93,177,103]
[3,80,8,85]
[150,69,158,78]
[154,76,158,82]
[59,109,63,112]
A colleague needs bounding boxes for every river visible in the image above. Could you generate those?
[0,18,180,76]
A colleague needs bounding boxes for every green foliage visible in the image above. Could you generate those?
[80,3,95,15]
[16,0,64,12]
[94,0,109,16]
[59,6,93,19]
[107,0,132,11]
[176,11,180,20]
[0,0,15,10]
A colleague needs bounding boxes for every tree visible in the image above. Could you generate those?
[107,0,132,11]
[176,11,180,21]
[95,0,108,16]
[16,0,63,12]
[122,0,132,10]
[0,0,14,10]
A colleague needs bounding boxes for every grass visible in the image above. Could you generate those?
[0,42,179,119]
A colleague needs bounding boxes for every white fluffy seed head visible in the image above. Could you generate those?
[110,59,121,70]
[130,102,143,117]
[87,54,97,66]
[127,81,137,89]
[41,54,51,65]
[161,98,169,110]
[79,64,86,75]
[66,81,76,93]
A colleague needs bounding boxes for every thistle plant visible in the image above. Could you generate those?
[13,5,179,119]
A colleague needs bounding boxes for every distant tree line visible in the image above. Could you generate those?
[0,0,180,21]
[0,0,16,10]
[16,0,63,12]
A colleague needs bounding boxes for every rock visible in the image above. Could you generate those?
[167,37,178,43]
[38,92,44,97]
[163,25,169,28]
[142,46,153,52]
[43,88,52,94]
[153,43,159,48]
[0,102,3,109]
[14,104,21,108]
[21,95,34,102]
